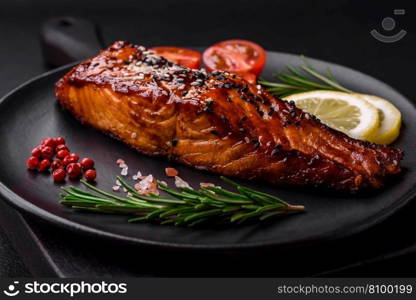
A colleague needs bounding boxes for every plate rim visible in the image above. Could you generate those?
[0,53,415,251]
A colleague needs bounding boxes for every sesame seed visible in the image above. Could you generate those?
[220,115,228,122]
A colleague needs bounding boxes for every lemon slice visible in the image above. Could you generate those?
[357,94,401,144]
[283,91,380,140]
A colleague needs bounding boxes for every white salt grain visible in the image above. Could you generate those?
[174,176,192,189]
[121,167,128,176]
[132,170,142,180]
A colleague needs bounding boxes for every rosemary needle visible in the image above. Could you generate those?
[59,176,304,227]
[259,56,352,98]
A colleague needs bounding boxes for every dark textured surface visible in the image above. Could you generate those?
[0,227,30,277]
[2,53,415,249]
[0,0,415,277]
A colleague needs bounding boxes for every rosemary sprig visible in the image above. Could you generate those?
[259,56,352,98]
[59,176,304,226]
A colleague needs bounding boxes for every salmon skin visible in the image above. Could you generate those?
[55,41,403,192]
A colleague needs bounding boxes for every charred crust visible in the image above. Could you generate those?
[57,41,404,192]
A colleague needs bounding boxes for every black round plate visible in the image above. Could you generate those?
[0,51,415,250]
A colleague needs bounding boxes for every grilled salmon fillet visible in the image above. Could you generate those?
[55,41,403,192]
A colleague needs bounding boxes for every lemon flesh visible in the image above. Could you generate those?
[358,94,401,144]
[284,91,380,141]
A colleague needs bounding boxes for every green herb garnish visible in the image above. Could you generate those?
[259,56,352,98]
[60,176,304,226]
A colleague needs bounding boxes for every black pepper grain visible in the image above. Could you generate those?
[203,100,214,113]
[271,149,279,156]
[258,110,264,117]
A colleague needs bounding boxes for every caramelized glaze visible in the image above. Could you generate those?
[55,41,403,191]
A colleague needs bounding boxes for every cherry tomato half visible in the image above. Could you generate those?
[150,47,202,69]
[202,40,266,76]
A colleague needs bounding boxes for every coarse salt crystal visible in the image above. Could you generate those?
[200,182,215,188]
[131,132,137,138]
[112,185,120,191]
[134,175,158,195]
[115,179,122,186]
[132,170,142,180]
[174,176,192,189]
[165,167,179,177]
[121,167,128,176]
[116,158,125,165]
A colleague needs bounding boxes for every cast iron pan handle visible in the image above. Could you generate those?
[40,17,104,68]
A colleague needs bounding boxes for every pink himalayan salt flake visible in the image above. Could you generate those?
[116,158,125,165]
[148,182,159,195]
[165,167,179,177]
[174,176,192,189]
[134,175,159,195]
[200,182,215,188]
[112,185,120,191]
